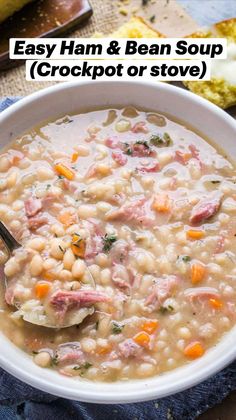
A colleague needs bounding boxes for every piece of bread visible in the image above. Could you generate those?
[95,16,165,38]
[0,0,35,23]
[183,18,236,109]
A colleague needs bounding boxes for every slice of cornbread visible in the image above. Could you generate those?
[95,16,165,38]
[184,18,236,109]
[0,0,35,23]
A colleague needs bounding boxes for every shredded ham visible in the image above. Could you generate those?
[25,197,42,217]
[131,121,149,134]
[55,343,85,366]
[190,193,222,224]
[137,160,160,173]
[145,275,180,308]
[119,339,142,358]
[112,151,127,166]
[50,290,110,314]
[106,197,156,227]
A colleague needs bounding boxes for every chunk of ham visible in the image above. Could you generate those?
[50,290,110,313]
[190,193,222,224]
[145,275,180,308]
[137,160,160,173]
[106,197,156,227]
[25,197,42,217]
[112,151,127,166]
[55,343,85,366]
[131,121,149,134]
[127,143,156,158]
[119,339,142,358]
[105,137,121,149]
[28,215,48,230]
[111,263,131,290]
[184,287,220,301]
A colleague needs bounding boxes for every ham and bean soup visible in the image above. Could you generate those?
[0,107,235,381]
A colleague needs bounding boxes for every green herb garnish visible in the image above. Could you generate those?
[150,132,173,147]
[73,362,92,375]
[134,140,150,148]
[58,175,64,180]
[59,245,65,253]
[150,15,155,23]
[103,234,117,252]
[51,354,59,366]
[211,180,221,184]
[159,305,174,314]
[123,142,133,156]
[178,255,191,263]
[112,322,124,334]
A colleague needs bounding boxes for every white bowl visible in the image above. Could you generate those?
[0,81,236,403]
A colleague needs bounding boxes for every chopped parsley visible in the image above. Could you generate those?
[59,245,65,253]
[142,0,150,5]
[46,184,51,190]
[211,180,221,184]
[103,234,117,252]
[51,354,59,366]
[178,255,191,263]
[112,322,124,334]
[150,15,156,23]
[73,362,92,375]
[134,140,150,149]
[150,132,173,147]
[58,175,64,180]
[159,305,174,314]
[123,142,133,156]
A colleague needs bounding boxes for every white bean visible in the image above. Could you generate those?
[63,249,76,271]
[72,259,86,279]
[30,255,43,276]
[34,351,51,368]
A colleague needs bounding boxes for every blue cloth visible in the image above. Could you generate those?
[0,97,236,419]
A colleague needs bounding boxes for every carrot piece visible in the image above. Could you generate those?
[152,194,170,213]
[184,341,205,359]
[58,211,78,227]
[97,344,112,355]
[55,163,75,180]
[209,298,223,309]
[133,331,150,347]
[71,233,86,258]
[35,282,51,299]
[187,230,205,240]
[191,263,206,284]
[71,152,79,163]
[142,320,159,334]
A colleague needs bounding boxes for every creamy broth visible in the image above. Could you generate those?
[0,107,235,381]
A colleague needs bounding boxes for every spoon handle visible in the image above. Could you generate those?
[0,221,21,253]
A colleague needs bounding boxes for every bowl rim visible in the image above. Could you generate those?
[0,80,236,403]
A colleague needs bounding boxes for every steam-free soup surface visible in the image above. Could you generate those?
[0,107,235,381]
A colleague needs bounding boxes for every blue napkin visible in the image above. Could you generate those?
[0,97,235,420]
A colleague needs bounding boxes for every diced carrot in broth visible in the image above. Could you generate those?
[142,320,159,334]
[152,194,170,213]
[97,344,112,355]
[184,341,205,359]
[209,298,223,309]
[133,331,150,347]
[191,263,206,284]
[187,230,205,240]
[55,163,75,180]
[35,282,51,299]
[71,152,79,163]
[71,234,86,258]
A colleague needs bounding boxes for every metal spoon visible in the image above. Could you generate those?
[0,221,95,329]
